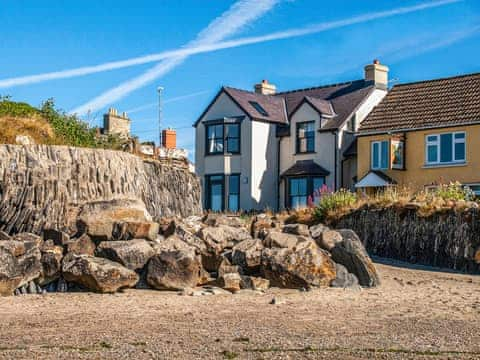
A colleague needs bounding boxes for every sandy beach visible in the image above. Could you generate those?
[0,260,479,359]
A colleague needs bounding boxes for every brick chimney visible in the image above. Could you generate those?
[254,79,276,95]
[162,128,176,149]
[364,59,389,90]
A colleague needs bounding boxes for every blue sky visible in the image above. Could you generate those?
[1,0,479,159]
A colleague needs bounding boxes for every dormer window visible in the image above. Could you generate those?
[249,101,269,117]
[296,121,315,153]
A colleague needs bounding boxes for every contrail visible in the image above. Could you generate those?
[70,0,280,115]
[125,90,210,114]
[0,0,461,92]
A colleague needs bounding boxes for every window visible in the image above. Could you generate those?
[225,124,240,153]
[205,175,224,211]
[205,174,241,212]
[465,184,480,197]
[425,132,465,165]
[391,139,405,169]
[288,176,325,209]
[228,174,240,212]
[206,124,223,154]
[296,121,315,153]
[206,122,240,155]
[371,140,389,170]
[289,178,308,208]
[249,101,269,117]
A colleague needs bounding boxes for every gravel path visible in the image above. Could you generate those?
[0,261,479,359]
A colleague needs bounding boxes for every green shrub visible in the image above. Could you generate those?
[433,182,474,202]
[313,189,357,221]
[0,96,40,118]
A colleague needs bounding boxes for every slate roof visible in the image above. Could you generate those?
[281,160,330,177]
[359,72,480,134]
[194,79,375,130]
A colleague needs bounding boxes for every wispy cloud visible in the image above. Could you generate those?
[70,0,280,115]
[125,90,210,114]
[0,0,461,92]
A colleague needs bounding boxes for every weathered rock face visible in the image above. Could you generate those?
[231,239,263,274]
[261,241,336,288]
[0,145,201,235]
[335,206,480,273]
[62,254,139,293]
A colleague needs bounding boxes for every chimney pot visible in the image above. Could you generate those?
[364,60,389,90]
[254,79,276,95]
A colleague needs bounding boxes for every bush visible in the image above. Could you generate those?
[313,189,357,221]
[433,182,474,202]
[0,96,40,118]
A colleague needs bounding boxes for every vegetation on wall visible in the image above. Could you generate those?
[0,96,126,149]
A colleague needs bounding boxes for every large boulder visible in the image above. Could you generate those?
[203,213,244,228]
[39,240,64,285]
[217,272,242,293]
[112,221,159,241]
[231,239,264,274]
[331,263,359,288]
[0,238,42,296]
[96,239,155,270]
[309,223,329,240]
[66,234,96,256]
[146,250,201,290]
[77,199,152,241]
[197,225,251,271]
[251,214,282,239]
[43,229,70,246]
[282,223,310,237]
[320,229,380,287]
[261,241,336,289]
[62,254,139,293]
[264,232,306,249]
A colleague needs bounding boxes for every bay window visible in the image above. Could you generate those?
[287,176,325,209]
[426,132,465,165]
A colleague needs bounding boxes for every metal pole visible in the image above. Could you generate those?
[157,86,164,147]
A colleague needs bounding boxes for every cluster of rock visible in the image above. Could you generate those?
[0,206,380,296]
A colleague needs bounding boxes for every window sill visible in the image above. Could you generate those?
[422,162,467,168]
[295,151,316,155]
[205,152,241,157]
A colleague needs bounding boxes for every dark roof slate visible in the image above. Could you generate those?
[281,160,330,177]
[359,72,480,133]
[195,79,375,130]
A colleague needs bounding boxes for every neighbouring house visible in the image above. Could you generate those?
[356,72,480,195]
[194,61,389,211]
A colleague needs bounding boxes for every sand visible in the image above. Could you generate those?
[0,260,479,359]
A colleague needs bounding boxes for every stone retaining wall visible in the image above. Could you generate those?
[334,206,480,273]
[0,145,201,235]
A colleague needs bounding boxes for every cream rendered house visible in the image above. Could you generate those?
[194,61,389,211]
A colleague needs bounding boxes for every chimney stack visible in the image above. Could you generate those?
[364,59,389,90]
[162,128,176,149]
[254,79,276,95]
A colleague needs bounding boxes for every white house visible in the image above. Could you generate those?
[194,61,389,211]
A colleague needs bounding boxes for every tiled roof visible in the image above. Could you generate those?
[359,72,480,134]
[223,87,288,124]
[277,80,374,130]
[195,79,375,130]
[281,160,330,177]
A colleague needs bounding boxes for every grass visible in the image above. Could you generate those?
[221,350,239,359]
[0,96,126,150]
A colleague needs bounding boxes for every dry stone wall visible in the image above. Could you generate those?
[0,145,201,235]
[335,206,480,273]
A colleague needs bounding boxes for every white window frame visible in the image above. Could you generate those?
[371,140,389,170]
[425,131,466,165]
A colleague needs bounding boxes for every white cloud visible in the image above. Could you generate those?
[0,0,462,93]
[70,0,280,115]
